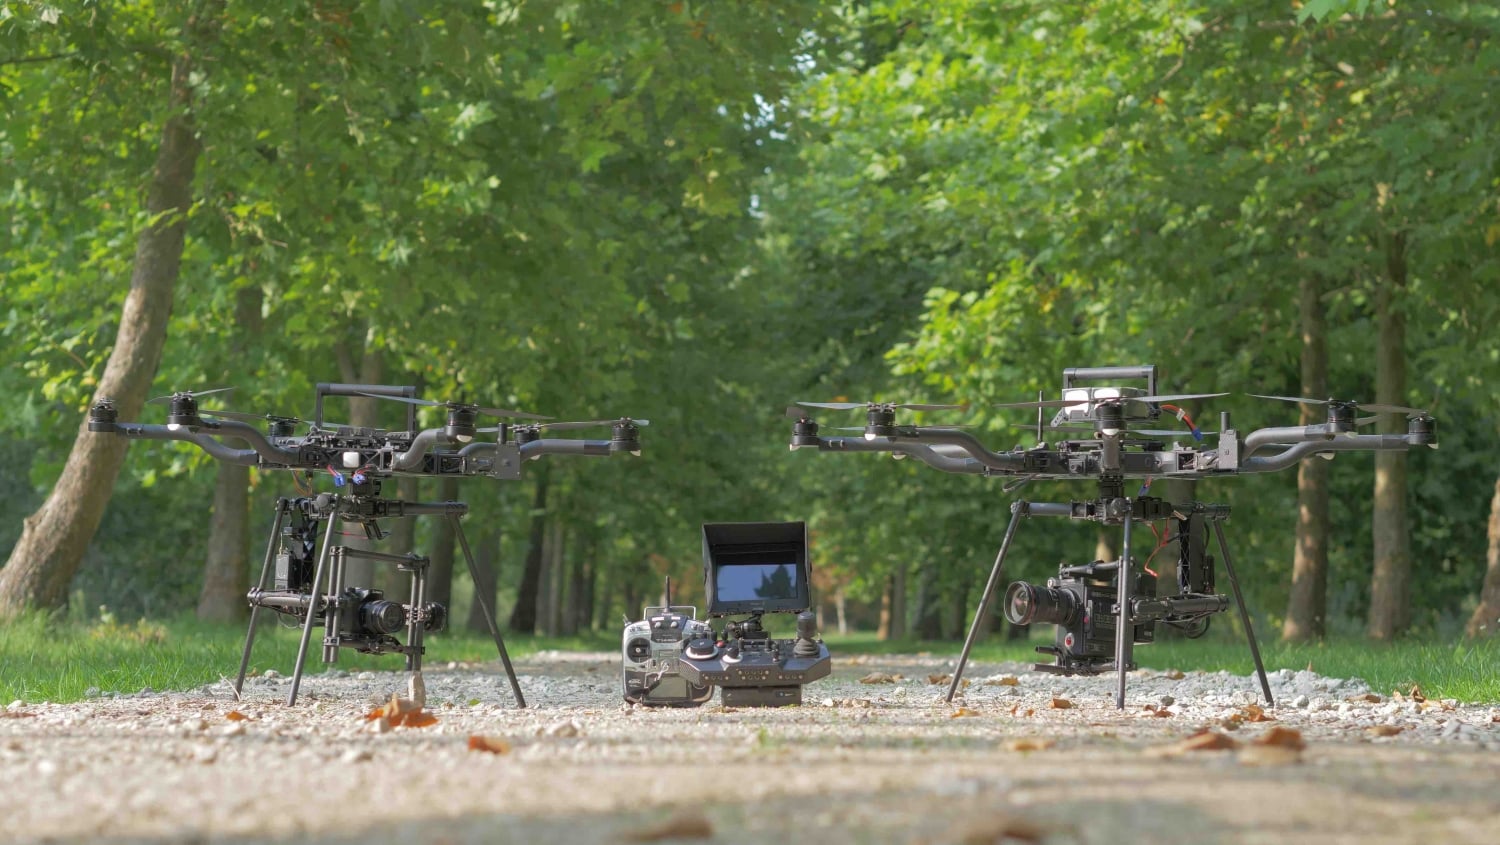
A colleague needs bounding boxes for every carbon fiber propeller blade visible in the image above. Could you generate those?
[148,386,234,405]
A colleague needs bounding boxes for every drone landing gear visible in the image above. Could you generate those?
[232,496,526,708]
[944,496,1274,710]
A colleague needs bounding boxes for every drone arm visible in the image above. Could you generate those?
[391,428,447,471]
[897,429,1027,473]
[1241,433,1416,473]
[201,420,301,464]
[1242,425,1338,457]
[114,423,260,465]
[809,437,987,474]
[518,438,614,459]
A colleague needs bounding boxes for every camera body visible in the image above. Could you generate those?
[1005,559,1158,674]
[622,604,714,706]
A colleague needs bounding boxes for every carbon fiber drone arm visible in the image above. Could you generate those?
[1241,432,1421,473]
[458,438,617,460]
[109,421,262,466]
[810,435,989,474]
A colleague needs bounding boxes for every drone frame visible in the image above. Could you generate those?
[789,364,1438,708]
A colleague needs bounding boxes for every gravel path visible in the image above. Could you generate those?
[3,652,1498,844]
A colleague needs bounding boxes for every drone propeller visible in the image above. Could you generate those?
[993,392,1227,410]
[200,408,303,425]
[832,424,973,433]
[1247,394,1429,417]
[479,417,651,434]
[796,401,967,412]
[147,386,234,405]
[357,392,551,421]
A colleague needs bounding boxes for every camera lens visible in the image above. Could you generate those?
[359,599,407,635]
[1003,581,1079,627]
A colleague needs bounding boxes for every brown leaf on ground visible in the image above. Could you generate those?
[365,693,437,729]
[948,813,1058,844]
[1366,724,1404,737]
[623,811,714,842]
[951,707,980,718]
[985,675,1021,687]
[1049,697,1073,710]
[1163,669,1186,680]
[1346,693,1382,704]
[1253,726,1305,750]
[467,735,512,754]
[928,674,952,685]
[1004,738,1056,752]
[1220,714,1243,731]
[224,711,250,722]
[402,710,439,728]
[1408,685,1426,703]
[858,672,902,684]
[1240,704,1275,723]
[0,711,37,719]
[1150,730,1240,757]
[1143,704,1174,718]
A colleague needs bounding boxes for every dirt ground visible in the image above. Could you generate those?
[2,651,1497,845]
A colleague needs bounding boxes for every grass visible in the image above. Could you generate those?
[3,613,1497,704]
[824,631,1500,703]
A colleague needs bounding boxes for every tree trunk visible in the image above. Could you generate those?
[508,469,549,633]
[1369,235,1411,640]
[1464,475,1500,639]
[1095,526,1115,563]
[914,563,942,639]
[196,462,251,622]
[426,476,459,610]
[834,589,848,635]
[890,563,907,638]
[0,18,218,617]
[197,284,263,623]
[877,574,894,640]
[1284,276,1331,641]
[541,520,566,636]
[562,535,589,635]
[465,527,500,633]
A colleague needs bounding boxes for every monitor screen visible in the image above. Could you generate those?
[702,522,810,615]
[714,555,800,604]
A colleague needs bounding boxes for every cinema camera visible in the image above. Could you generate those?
[673,522,832,707]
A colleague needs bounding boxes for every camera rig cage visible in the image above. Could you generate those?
[89,381,648,707]
[788,364,1438,708]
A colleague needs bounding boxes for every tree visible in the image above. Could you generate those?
[0,4,223,616]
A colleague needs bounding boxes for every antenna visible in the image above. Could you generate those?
[665,575,672,607]
[1036,389,1044,444]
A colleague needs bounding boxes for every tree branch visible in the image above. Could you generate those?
[1,51,80,67]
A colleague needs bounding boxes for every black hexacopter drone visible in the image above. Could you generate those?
[89,382,647,707]
[788,365,1437,708]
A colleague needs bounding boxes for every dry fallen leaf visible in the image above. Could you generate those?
[467,735,512,754]
[624,812,714,842]
[928,673,953,685]
[1346,693,1382,704]
[1367,724,1404,737]
[951,707,980,718]
[987,675,1021,687]
[225,711,250,722]
[364,692,437,729]
[1050,697,1073,710]
[1005,738,1056,752]
[1240,704,1275,723]
[1163,669,1186,680]
[1143,704,1174,718]
[1150,730,1240,757]
[858,672,902,684]
[1253,726,1305,750]
[949,812,1057,844]
[1408,684,1426,703]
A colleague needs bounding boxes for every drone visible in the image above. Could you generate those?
[89,382,648,707]
[788,365,1437,708]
